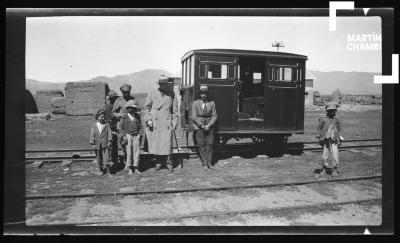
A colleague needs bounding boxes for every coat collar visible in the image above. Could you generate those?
[94,122,108,136]
[154,89,171,110]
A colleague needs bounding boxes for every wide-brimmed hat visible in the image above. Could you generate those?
[95,108,106,119]
[120,83,132,91]
[325,101,339,110]
[157,76,172,84]
[199,85,208,93]
[125,99,138,109]
[107,90,118,99]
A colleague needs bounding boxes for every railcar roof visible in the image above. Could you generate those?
[181,49,308,62]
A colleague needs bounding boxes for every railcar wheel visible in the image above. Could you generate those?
[269,135,289,148]
[251,136,265,144]
[218,136,229,145]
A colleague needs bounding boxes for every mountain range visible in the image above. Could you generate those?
[26,69,172,96]
[26,69,381,96]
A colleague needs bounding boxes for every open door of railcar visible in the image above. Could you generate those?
[264,60,304,131]
[197,56,238,131]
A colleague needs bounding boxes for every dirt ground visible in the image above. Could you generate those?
[25,105,383,226]
[26,179,382,226]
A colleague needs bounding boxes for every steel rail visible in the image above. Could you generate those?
[28,198,382,226]
[25,174,381,200]
[25,138,382,153]
[25,143,382,163]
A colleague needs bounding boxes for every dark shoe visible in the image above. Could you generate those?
[331,168,339,177]
[315,168,326,178]
[97,168,106,176]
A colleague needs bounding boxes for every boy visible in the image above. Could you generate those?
[89,108,113,176]
[119,100,143,175]
[315,101,343,178]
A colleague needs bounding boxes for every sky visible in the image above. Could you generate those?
[26,16,382,83]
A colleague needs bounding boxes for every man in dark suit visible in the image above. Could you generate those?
[192,85,218,171]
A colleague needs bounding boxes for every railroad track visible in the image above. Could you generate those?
[26,174,381,200]
[48,198,382,226]
[25,138,382,163]
[25,175,382,226]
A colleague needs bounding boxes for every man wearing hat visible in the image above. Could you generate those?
[192,85,218,171]
[118,99,143,175]
[315,101,343,177]
[144,76,178,172]
[105,90,119,167]
[112,83,136,165]
[112,83,136,120]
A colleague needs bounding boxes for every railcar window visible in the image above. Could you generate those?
[228,65,235,79]
[190,56,195,85]
[253,72,262,84]
[283,68,292,81]
[181,63,184,86]
[271,66,295,82]
[199,64,206,78]
[189,58,193,85]
[183,61,187,85]
[185,59,189,85]
[207,64,228,79]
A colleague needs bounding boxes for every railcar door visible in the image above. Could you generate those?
[197,56,238,131]
[264,60,304,131]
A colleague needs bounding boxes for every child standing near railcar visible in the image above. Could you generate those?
[315,102,343,178]
[118,100,143,176]
[90,109,113,176]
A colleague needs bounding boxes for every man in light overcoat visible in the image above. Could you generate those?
[144,76,179,172]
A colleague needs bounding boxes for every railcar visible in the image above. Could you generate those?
[180,49,307,146]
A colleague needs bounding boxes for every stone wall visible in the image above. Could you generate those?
[314,94,382,106]
[50,97,66,114]
[65,82,109,116]
[33,89,64,113]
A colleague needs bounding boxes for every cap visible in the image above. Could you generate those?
[107,90,118,99]
[125,99,139,108]
[325,101,339,110]
[120,83,132,91]
[199,85,208,93]
[95,108,106,119]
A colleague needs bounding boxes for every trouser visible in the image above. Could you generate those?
[109,132,118,165]
[125,134,140,167]
[195,128,215,166]
[322,140,339,168]
[95,146,110,169]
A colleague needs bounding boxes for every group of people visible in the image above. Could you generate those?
[90,75,343,178]
[89,77,218,176]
